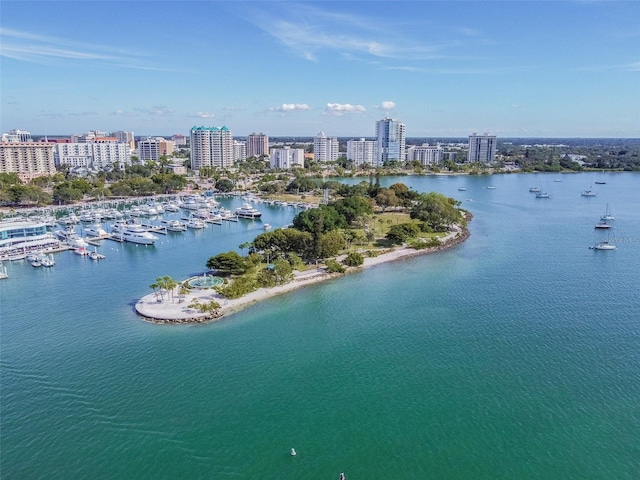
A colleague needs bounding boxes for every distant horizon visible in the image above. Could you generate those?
[2,1,638,138]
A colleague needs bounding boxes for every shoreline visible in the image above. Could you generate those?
[135,220,471,325]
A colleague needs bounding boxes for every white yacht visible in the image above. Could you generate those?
[162,219,187,232]
[185,218,206,229]
[115,224,159,245]
[84,223,108,239]
[236,203,262,219]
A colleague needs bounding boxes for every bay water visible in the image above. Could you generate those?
[1,172,639,479]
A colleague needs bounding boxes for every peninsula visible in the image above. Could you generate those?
[135,217,471,324]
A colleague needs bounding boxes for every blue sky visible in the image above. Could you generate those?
[1,1,639,138]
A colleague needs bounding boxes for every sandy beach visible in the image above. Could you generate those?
[135,226,469,324]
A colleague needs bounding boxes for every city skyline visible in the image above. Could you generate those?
[1,1,639,138]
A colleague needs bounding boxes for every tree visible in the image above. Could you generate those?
[215,178,234,192]
[206,251,248,275]
[410,192,463,231]
[319,230,346,258]
[386,223,420,244]
[375,188,399,212]
[343,252,364,267]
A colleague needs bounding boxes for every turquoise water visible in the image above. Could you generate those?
[1,173,639,479]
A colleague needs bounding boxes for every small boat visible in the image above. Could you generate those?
[290,448,296,457]
[263,223,272,230]
[339,473,346,480]
[89,248,105,261]
[595,181,606,185]
[529,187,541,193]
[185,218,206,229]
[581,189,597,197]
[594,221,611,229]
[601,204,615,221]
[536,192,550,198]
[590,230,616,250]
[458,187,466,191]
[40,254,55,267]
[486,186,496,189]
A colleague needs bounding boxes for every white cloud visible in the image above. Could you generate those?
[193,112,215,119]
[324,103,366,116]
[269,103,311,112]
[136,106,174,117]
[381,101,396,111]
[110,109,136,117]
[223,106,246,111]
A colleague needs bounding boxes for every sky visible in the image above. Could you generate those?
[1,1,639,138]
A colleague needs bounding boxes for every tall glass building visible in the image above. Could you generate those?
[376,118,406,166]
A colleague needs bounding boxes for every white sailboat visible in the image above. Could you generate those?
[600,204,615,221]
[591,229,616,250]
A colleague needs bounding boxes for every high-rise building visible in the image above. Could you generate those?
[111,131,135,150]
[54,143,131,170]
[347,138,378,167]
[313,132,339,162]
[376,118,406,166]
[171,134,187,147]
[0,143,56,182]
[190,126,234,170]
[407,144,444,166]
[467,133,496,163]
[1,129,32,143]
[234,141,247,163]
[246,133,269,158]
[137,137,175,162]
[270,147,304,169]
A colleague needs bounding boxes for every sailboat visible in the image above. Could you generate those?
[600,204,615,221]
[590,229,616,250]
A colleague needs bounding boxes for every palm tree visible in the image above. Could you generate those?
[149,282,160,301]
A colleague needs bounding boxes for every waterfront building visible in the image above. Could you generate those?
[234,140,247,163]
[137,137,175,162]
[407,144,444,166]
[270,146,304,169]
[1,129,32,143]
[376,118,406,166]
[55,142,131,170]
[0,219,61,259]
[347,138,378,167]
[0,142,56,182]
[467,133,496,163]
[313,132,339,162]
[91,142,131,170]
[190,126,234,170]
[246,133,269,158]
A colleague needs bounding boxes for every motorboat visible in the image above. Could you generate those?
[185,218,206,229]
[236,203,262,219]
[486,186,496,189]
[458,187,466,191]
[581,189,597,197]
[290,448,296,457]
[40,254,55,267]
[529,187,541,192]
[117,225,159,245]
[84,222,108,239]
[535,192,550,198]
[263,223,272,230]
[162,219,187,232]
[89,248,105,260]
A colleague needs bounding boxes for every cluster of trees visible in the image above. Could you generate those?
[0,162,189,206]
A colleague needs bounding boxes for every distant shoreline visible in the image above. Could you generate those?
[134,218,471,325]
